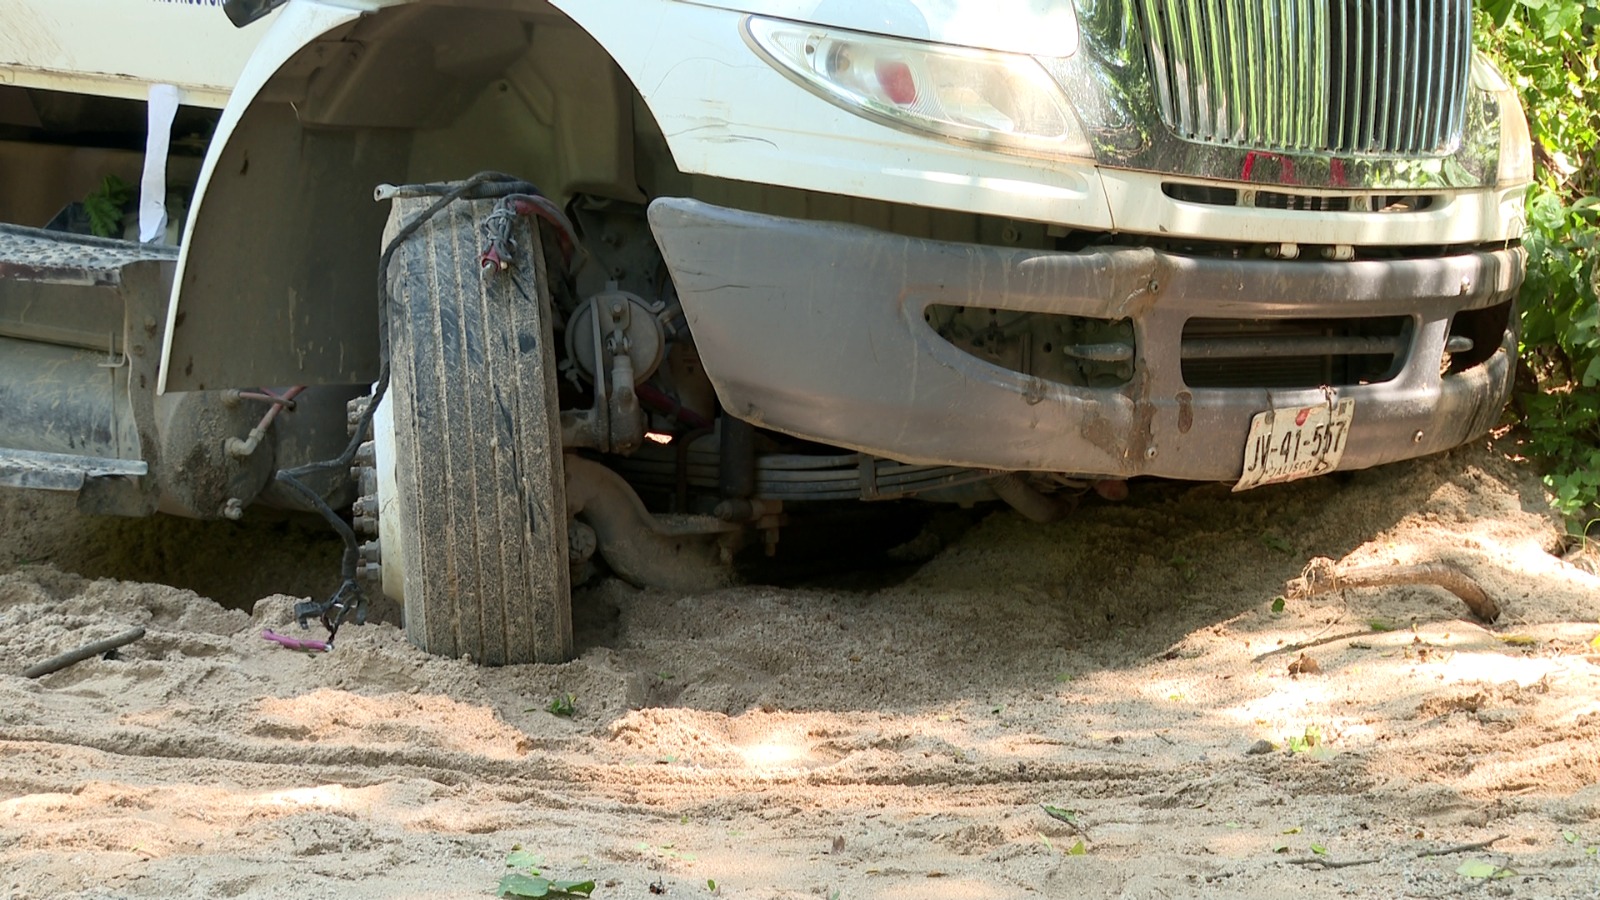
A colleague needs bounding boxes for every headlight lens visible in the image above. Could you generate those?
[1496,97,1534,187]
[1472,53,1533,187]
[745,16,1092,158]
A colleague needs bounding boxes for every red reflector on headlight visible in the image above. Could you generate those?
[874,60,916,106]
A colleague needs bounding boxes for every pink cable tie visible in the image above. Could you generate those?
[261,628,331,653]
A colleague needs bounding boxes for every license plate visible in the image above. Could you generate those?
[1234,398,1355,492]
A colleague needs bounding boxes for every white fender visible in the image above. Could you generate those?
[156,1,388,393]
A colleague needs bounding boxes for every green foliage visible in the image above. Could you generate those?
[1563,828,1600,853]
[1457,859,1517,880]
[498,874,597,899]
[1520,374,1600,515]
[1284,724,1330,757]
[497,847,595,898]
[1041,804,1080,825]
[1478,2,1600,521]
[546,693,577,717]
[83,175,132,238]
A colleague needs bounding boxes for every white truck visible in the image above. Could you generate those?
[1,0,1532,664]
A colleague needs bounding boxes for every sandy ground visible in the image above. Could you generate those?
[2,441,1599,899]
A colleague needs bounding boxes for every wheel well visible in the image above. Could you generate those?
[166,0,655,392]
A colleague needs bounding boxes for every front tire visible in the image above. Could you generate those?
[381,193,571,664]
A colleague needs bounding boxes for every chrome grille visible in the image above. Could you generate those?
[1137,0,1472,156]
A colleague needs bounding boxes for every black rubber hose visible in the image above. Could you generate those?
[24,627,146,678]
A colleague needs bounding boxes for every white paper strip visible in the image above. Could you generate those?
[140,83,181,243]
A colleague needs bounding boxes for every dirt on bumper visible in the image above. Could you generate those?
[651,198,1522,481]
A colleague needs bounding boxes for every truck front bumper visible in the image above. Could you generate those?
[649,199,1522,481]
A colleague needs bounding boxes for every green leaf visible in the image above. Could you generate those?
[499,873,554,898]
[1272,842,1290,853]
[1583,355,1600,388]
[551,880,596,897]
[1042,805,1079,825]
[1310,843,1328,855]
[707,879,717,892]
[1066,839,1088,856]
[1457,860,1516,880]
[507,849,542,870]
[1563,830,1581,844]
[1270,597,1286,614]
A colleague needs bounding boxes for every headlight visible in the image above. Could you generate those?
[744,16,1092,158]
[1472,53,1533,187]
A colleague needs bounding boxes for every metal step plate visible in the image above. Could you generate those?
[0,223,177,287]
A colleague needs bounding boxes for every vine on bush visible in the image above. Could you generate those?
[1478,1,1600,523]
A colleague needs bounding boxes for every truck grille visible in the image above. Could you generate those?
[1136,0,1472,156]
[1180,315,1410,388]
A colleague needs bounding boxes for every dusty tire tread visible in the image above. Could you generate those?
[385,196,571,664]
